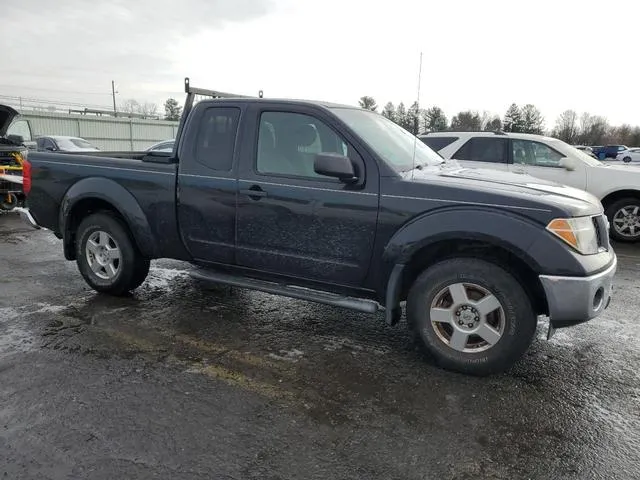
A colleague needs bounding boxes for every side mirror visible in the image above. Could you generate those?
[6,134,24,146]
[560,157,577,171]
[314,153,357,183]
[45,146,55,151]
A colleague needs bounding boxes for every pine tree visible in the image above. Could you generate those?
[422,106,448,132]
[503,103,524,132]
[382,102,396,122]
[521,104,545,134]
[358,96,378,111]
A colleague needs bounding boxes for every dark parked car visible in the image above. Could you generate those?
[592,145,628,160]
[18,79,616,375]
[36,135,99,152]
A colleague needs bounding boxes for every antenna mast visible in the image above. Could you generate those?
[411,52,423,180]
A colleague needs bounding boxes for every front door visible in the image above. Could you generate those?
[508,138,587,190]
[236,106,379,286]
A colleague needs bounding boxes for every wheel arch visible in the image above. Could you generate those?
[600,189,640,210]
[380,208,550,324]
[60,177,157,260]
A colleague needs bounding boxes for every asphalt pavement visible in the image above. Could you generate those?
[0,211,638,479]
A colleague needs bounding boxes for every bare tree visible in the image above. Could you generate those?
[120,99,141,114]
[553,110,579,144]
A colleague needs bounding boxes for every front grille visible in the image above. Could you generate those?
[593,214,610,251]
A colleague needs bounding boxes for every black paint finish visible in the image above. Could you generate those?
[25,98,615,310]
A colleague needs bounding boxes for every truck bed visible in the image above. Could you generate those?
[26,151,186,260]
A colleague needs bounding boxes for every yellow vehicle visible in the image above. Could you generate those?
[1,105,29,211]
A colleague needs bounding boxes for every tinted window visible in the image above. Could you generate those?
[257,111,348,179]
[421,136,459,152]
[194,107,240,171]
[513,140,565,167]
[453,137,508,163]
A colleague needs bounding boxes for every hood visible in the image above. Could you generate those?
[0,105,20,137]
[405,162,602,217]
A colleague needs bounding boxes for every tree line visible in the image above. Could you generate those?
[359,96,640,147]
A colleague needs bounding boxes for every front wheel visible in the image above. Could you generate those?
[622,156,632,163]
[75,213,150,295]
[606,198,640,243]
[407,258,537,376]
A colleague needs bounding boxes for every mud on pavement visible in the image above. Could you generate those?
[1,212,639,479]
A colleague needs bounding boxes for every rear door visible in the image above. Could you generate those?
[177,104,241,264]
[235,104,379,286]
[450,136,511,171]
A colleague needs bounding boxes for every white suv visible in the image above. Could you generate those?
[419,131,640,242]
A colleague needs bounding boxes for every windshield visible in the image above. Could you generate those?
[330,108,444,171]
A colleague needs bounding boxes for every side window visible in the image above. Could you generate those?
[257,112,348,179]
[194,107,240,171]
[513,140,564,167]
[421,136,459,152]
[453,137,508,163]
[7,120,32,142]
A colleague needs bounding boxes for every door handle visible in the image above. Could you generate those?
[240,185,268,200]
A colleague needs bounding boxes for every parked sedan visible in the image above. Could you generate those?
[617,147,640,163]
[36,136,99,152]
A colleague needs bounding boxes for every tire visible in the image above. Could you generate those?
[605,197,640,243]
[75,213,150,295]
[623,156,632,163]
[407,258,536,376]
[0,193,18,211]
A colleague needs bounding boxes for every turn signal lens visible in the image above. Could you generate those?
[546,217,599,255]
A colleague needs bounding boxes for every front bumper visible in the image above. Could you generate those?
[539,254,617,328]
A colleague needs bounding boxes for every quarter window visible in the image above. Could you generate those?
[420,136,459,152]
[194,107,240,171]
[453,137,509,163]
[257,112,348,179]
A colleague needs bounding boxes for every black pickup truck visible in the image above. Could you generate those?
[18,79,616,375]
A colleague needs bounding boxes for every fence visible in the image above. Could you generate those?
[19,110,180,152]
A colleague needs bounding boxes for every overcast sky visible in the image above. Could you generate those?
[3,0,639,127]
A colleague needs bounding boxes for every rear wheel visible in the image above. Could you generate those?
[75,213,150,295]
[606,197,640,242]
[407,258,537,376]
[622,156,632,163]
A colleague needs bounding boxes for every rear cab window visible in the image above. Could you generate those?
[193,107,241,171]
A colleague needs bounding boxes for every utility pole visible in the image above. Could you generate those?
[111,80,117,115]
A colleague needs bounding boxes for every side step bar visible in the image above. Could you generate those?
[190,269,381,314]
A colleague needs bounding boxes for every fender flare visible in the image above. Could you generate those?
[60,177,157,259]
[381,207,550,323]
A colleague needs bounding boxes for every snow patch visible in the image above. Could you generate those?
[143,267,190,289]
[268,348,304,362]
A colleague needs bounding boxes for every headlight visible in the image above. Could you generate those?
[546,216,599,255]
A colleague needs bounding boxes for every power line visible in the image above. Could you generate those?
[0,84,112,96]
